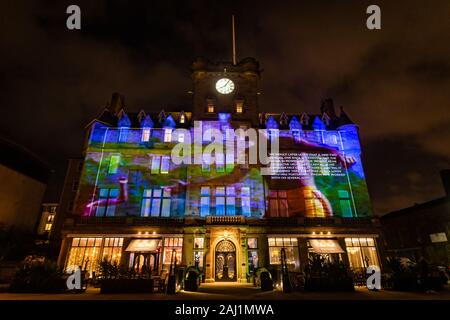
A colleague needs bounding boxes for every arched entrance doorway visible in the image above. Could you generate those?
[215,239,237,281]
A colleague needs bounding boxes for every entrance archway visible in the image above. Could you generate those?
[215,239,237,281]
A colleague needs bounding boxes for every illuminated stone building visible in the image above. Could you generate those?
[57,57,383,283]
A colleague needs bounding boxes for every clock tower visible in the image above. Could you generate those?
[190,56,261,126]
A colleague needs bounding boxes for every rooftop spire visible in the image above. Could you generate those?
[232,15,237,65]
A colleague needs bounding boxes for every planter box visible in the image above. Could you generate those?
[100,279,154,294]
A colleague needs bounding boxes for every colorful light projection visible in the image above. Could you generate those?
[75,120,371,218]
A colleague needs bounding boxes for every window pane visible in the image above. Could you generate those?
[241,187,250,196]
[366,238,375,246]
[226,196,236,215]
[153,189,162,197]
[279,199,288,216]
[200,197,210,216]
[163,188,171,198]
[151,199,161,216]
[226,187,235,196]
[340,199,353,217]
[248,238,257,249]
[216,187,225,196]
[99,189,109,197]
[142,128,151,142]
[151,156,160,174]
[194,238,204,249]
[79,238,87,247]
[96,205,106,217]
[194,251,203,267]
[216,197,225,216]
[106,203,116,216]
[362,247,380,267]
[200,186,210,196]
[161,199,171,217]
[143,189,152,197]
[347,247,364,270]
[248,251,258,271]
[338,190,349,198]
[269,247,280,264]
[268,238,275,247]
[345,238,352,247]
[109,189,119,197]
[161,156,170,174]
[242,196,251,216]
[164,129,172,142]
[72,238,80,246]
[108,155,120,174]
[87,238,95,247]
[141,198,151,216]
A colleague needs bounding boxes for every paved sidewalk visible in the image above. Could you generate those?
[0,283,449,300]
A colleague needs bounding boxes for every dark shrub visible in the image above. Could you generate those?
[184,271,199,292]
[9,257,66,293]
[304,255,354,292]
[260,271,274,291]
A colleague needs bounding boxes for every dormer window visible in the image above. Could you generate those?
[164,128,172,142]
[141,128,151,142]
[236,101,244,114]
[207,104,215,113]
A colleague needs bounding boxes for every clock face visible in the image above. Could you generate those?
[215,78,235,94]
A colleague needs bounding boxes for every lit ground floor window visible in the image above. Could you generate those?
[66,237,124,277]
[345,237,379,270]
[162,237,183,270]
[268,237,300,270]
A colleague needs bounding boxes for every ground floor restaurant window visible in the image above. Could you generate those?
[268,237,299,269]
[163,237,183,270]
[345,237,379,270]
[66,237,124,277]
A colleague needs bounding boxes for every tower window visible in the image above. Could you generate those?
[141,128,151,142]
[164,128,172,142]
[180,114,185,124]
[236,101,244,114]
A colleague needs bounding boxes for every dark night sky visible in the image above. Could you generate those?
[1,0,449,215]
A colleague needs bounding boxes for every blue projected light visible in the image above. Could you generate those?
[218,113,231,122]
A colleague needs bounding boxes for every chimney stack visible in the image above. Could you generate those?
[440,170,450,197]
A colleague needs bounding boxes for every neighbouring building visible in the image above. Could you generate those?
[0,136,51,232]
[51,158,83,242]
[37,203,58,237]
[57,57,383,283]
[381,170,450,266]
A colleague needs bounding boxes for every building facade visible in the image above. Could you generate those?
[58,57,383,283]
[0,136,50,233]
[381,170,450,267]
